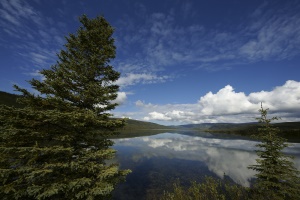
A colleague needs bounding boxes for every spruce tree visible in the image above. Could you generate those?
[0,15,130,200]
[249,104,300,199]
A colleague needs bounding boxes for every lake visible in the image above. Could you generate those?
[111,132,300,199]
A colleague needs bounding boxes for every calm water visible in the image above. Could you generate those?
[111,132,300,200]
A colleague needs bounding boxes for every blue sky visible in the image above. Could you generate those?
[1,0,300,125]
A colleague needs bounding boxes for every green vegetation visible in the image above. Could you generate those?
[160,177,249,200]
[248,105,300,199]
[183,122,300,142]
[0,91,22,108]
[115,119,175,138]
[123,119,172,130]
[0,15,130,199]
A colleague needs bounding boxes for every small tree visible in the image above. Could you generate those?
[248,104,300,199]
[0,15,130,199]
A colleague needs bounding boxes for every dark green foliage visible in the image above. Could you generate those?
[178,122,300,142]
[160,177,250,200]
[113,119,175,138]
[0,91,22,108]
[248,105,300,199]
[124,119,172,130]
[0,15,130,199]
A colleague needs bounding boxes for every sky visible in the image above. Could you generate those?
[1,0,300,125]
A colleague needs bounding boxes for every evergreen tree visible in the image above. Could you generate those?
[0,15,130,200]
[248,104,300,199]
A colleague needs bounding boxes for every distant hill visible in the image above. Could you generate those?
[0,91,22,108]
[178,122,300,142]
[1,90,299,141]
[115,119,175,138]
[123,119,172,130]
[178,122,257,130]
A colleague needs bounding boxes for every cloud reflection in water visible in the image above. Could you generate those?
[113,133,300,187]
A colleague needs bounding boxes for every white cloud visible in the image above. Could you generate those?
[144,111,172,121]
[135,100,158,108]
[29,52,53,67]
[111,92,127,105]
[199,85,257,115]
[95,92,127,109]
[115,73,169,87]
[137,80,300,124]
[135,100,145,107]
[248,80,300,112]
[25,70,45,81]
[144,110,196,123]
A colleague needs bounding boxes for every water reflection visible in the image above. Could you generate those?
[112,132,300,199]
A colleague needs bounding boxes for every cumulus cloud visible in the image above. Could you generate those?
[248,80,300,112]
[144,110,196,122]
[199,85,257,115]
[138,80,300,124]
[144,111,172,121]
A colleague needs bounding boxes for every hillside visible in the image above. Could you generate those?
[179,122,300,142]
[114,119,175,138]
[1,91,299,140]
[123,119,172,130]
[178,122,258,131]
[0,91,22,108]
